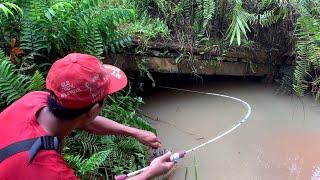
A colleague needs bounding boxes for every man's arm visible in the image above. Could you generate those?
[79,115,137,136]
[78,116,161,148]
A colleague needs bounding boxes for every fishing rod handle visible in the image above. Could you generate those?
[170,151,186,162]
[114,174,127,180]
[115,151,186,180]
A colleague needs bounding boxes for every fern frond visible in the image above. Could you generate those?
[203,0,215,27]
[85,26,104,61]
[226,0,251,45]
[293,7,320,97]
[0,2,22,23]
[0,54,31,104]
[80,150,111,176]
[65,131,105,156]
[63,154,85,171]
[259,9,280,28]
[28,70,45,91]
[20,1,50,60]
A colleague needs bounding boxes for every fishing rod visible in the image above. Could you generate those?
[115,86,252,180]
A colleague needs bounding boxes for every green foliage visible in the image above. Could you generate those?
[276,66,294,95]
[20,1,50,60]
[137,59,156,87]
[184,166,189,180]
[1,0,137,61]
[102,91,156,133]
[194,156,198,180]
[84,27,104,60]
[0,1,160,179]
[226,0,251,46]
[63,90,155,179]
[64,150,111,179]
[203,0,216,28]
[28,70,45,91]
[183,156,199,180]
[0,49,45,105]
[0,2,22,23]
[293,0,320,98]
[226,0,288,45]
[129,15,169,42]
[0,52,29,104]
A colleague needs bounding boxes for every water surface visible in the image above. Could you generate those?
[141,80,320,180]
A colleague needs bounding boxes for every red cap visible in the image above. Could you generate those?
[46,53,128,109]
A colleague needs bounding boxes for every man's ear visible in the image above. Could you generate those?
[87,103,101,119]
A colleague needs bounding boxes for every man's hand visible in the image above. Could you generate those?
[127,152,175,180]
[144,151,175,178]
[133,129,161,149]
[80,116,161,148]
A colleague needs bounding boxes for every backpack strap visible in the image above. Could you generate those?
[0,136,62,164]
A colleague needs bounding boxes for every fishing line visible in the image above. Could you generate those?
[115,86,252,180]
[137,109,201,137]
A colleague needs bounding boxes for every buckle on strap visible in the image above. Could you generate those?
[41,136,61,152]
[28,136,61,164]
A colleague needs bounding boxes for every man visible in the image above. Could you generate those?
[0,53,174,179]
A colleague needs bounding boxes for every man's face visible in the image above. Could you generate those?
[77,97,107,127]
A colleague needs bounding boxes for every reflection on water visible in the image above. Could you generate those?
[141,80,320,180]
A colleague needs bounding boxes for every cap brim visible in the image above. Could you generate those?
[103,64,128,94]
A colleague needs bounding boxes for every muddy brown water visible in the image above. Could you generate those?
[141,80,320,180]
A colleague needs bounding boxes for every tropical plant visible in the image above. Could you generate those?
[0,2,160,179]
[226,0,290,45]
[203,0,216,28]
[0,49,45,105]
[293,0,320,99]
[0,2,22,23]
[0,0,136,65]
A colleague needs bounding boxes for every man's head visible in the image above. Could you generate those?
[46,53,127,123]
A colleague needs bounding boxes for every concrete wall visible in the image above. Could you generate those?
[105,46,286,77]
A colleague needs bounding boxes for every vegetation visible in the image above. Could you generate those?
[64,91,156,179]
[0,0,161,179]
[133,0,320,101]
[0,0,320,178]
[292,0,320,99]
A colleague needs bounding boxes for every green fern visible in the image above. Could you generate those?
[293,59,310,96]
[0,2,22,23]
[0,49,45,104]
[0,53,30,104]
[290,0,320,98]
[0,48,5,59]
[63,154,85,172]
[258,9,280,28]
[79,150,111,176]
[65,131,105,156]
[28,70,45,91]
[84,26,104,61]
[293,4,320,97]
[154,0,167,15]
[226,0,251,46]
[203,0,215,27]
[19,1,50,60]
[227,0,288,45]
[85,4,136,53]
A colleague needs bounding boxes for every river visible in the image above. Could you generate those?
[141,79,320,180]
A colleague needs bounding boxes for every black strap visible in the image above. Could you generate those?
[0,136,61,164]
